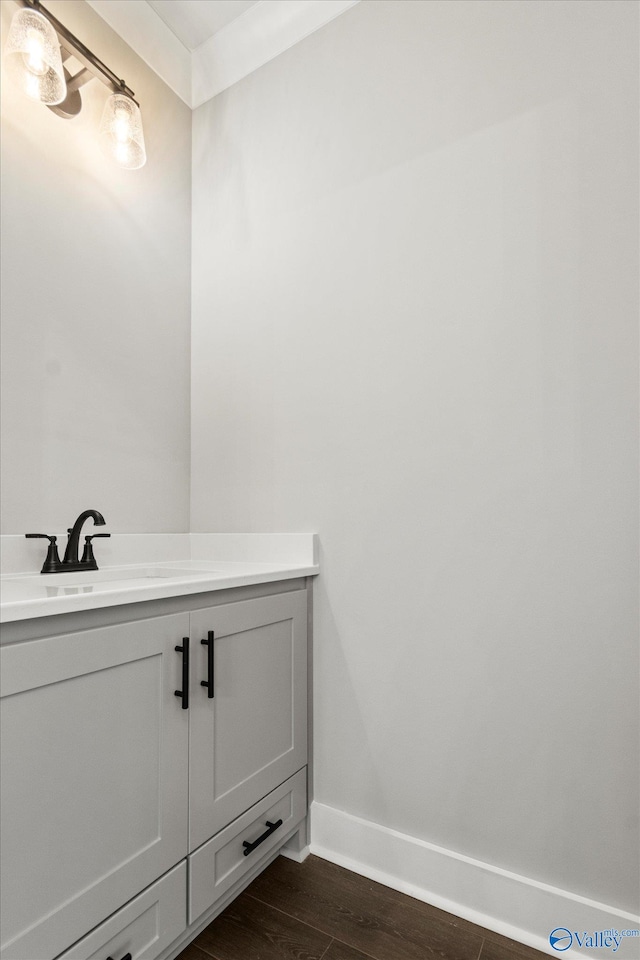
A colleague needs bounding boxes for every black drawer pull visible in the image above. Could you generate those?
[105,954,131,960]
[200,630,214,698]
[174,638,189,709]
[242,819,283,856]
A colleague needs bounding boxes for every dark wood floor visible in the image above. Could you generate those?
[176,854,549,960]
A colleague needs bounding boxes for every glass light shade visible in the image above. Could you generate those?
[3,8,66,106]
[99,94,146,170]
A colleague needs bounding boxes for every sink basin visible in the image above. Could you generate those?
[39,566,217,586]
[0,566,222,603]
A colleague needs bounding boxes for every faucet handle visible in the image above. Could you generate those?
[25,534,61,574]
[81,533,111,565]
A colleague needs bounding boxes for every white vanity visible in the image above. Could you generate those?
[0,536,318,960]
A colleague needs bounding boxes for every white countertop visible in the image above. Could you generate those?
[0,534,319,623]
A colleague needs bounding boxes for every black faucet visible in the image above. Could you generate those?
[26,509,110,574]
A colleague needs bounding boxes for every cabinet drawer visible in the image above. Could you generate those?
[57,862,186,960]
[189,767,306,923]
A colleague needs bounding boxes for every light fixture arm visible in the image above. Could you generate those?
[64,68,92,97]
[15,0,139,105]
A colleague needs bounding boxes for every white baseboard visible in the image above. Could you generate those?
[309,802,640,959]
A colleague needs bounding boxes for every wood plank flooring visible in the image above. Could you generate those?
[176,854,550,960]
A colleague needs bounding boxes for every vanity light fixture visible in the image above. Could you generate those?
[3,0,146,169]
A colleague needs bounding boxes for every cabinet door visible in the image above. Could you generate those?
[189,591,307,852]
[0,614,189,960]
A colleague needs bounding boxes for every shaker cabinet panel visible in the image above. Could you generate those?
[189,591,307,852]
[0,614,190,960]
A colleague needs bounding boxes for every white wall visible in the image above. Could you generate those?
[191,0,639,919]
[0,0,191,535]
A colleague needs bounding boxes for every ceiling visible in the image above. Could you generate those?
[145,0,260,52]
[86,0,360,109]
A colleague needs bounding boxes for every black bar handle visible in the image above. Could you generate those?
[174,638,189,709]
[200,630,214,698]
[242,819,283,857]
[105,954,131,960]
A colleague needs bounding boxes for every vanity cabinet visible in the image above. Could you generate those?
[0,584,309,960]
